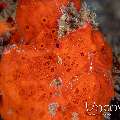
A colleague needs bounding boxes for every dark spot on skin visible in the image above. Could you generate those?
[52,30,55,33]
[51,68,54,72]
[76,64,78,66]
[25,41,30,45]
[48,56,52,59]
[42,18,46,22]
[64,63,67,66]
[21,57,25,60]
[44,61,50,66]
[49,92,53,97]
[40,93,47,99]
[19,89,25,96]
[56,43,60,48]
[66,68,71,72]
[71,62,74,66]
[80,52,84,56]
[101,46,106,54]
[30,107,35,112]
[41,44,44,47]
[25,25,29,30]
[67,56,70,59]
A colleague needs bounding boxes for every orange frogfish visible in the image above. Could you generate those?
[0,0,114,120]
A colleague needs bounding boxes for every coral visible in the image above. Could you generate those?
[58,1,98,38]
[0,0,17,21]
[0,0,114,120]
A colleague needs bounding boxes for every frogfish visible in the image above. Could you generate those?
[0,0,114,120]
